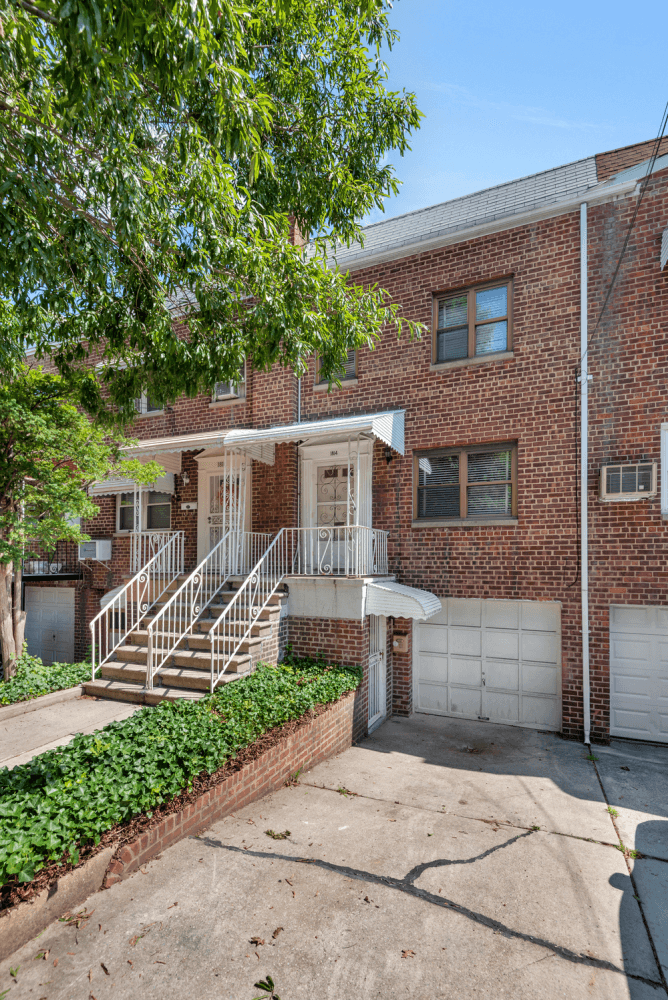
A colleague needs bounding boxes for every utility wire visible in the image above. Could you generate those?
[580,100,668,368]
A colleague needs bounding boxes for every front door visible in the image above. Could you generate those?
[368,614,387,730]
[300,440,372,574]
[196,452,250,562]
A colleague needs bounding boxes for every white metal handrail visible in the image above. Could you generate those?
[130,530,184,574]
[208,526,389,692]
[145,530,271,688]
[89,530,185,679]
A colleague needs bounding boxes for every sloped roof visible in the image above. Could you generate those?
[325,155,598,270]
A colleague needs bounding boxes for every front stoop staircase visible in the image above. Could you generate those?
[84,577,287,705]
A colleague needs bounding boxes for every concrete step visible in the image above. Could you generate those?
[83,677,208,705]
[206,604,281,623]
[172,648,251,673]
[127,629,263,654]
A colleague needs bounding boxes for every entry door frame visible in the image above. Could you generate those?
[368,613,387,731]
[195,450,252,562]
[300,438,373,529]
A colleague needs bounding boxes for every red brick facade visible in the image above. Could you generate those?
[27,140,668,742]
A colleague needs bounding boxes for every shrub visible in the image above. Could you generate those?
[0,656,360,885]
[0,650,93,706]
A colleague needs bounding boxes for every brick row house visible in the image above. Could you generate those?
[23,137,668,743]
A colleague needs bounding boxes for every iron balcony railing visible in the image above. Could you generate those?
[130,530,184,574]
[208,526,389,692]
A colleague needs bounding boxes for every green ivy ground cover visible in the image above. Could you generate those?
[0,652,94,706]
[0,654,361,886]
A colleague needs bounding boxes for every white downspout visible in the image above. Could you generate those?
[580,202,591,746]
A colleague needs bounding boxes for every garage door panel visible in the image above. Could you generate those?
[416,682,449,714]
[485,660,519,691]
[484,691,519,722]
[611,637,651,662]
[419,625,447,654]
[485,601,520,630]
[449,657,481,686]
[611,671,651,697]
[522,663,559,696]
[448,599,481,628]
[485,630,519,660]
[415,598,561,732]
[610,605,654,630]
[521,632,559,664]
[418,653,447,683]
[449,687,482,718]
[610,604,668,743]
[521,602,560,632]
[450,629,481,656]
[522,695,559,728]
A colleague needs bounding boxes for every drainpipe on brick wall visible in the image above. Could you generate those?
[580,201,591,746]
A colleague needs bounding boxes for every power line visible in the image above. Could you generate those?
[580,101,668,368]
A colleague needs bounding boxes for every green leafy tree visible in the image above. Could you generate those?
[0,0,422,421]
[0,365,162,679]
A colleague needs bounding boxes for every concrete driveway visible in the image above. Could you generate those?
[2,713,667,1000]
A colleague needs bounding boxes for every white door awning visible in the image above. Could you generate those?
[123,410,405,467]
[364,581,442,621]
[224,410,404,465]
[90,473,175,497]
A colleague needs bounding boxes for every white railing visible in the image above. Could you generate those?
[287,526,388,577]
[208,526,389,692]
[89,530,185,679]
[130,530,184,574]
[145,530,271,689]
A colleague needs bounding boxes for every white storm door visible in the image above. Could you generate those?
[197,452,251,562]
[24,587,75,665]
[368,614,387,729]
[415,599,561,731]
[610,605,668,743]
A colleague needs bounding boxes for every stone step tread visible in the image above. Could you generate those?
[127,629,263,651]
[83,678,208,704]
[172,649,251,670]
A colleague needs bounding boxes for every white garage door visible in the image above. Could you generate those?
[610,605,668,743]
[415,598,561,731]
[24,587,75,665]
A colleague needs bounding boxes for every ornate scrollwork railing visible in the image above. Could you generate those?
[145,530,271,688]
[89,530,185,679]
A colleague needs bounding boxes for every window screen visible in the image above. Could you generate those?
[118,493,134,531]
[416,446,515,520]
[146,491,171,529]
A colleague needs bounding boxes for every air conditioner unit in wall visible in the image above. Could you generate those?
[599,463,657,501]
[79,539,112,561]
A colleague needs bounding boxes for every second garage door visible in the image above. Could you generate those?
[415,598,561,731]
[24,586,75,665]
[610,604,668,743]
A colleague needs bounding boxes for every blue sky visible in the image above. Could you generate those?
[366,0,667,223]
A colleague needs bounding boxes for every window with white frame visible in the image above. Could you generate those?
[134,393,163,415]
[213,363,246,401]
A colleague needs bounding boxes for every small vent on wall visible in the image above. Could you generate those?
[599,463,657,502]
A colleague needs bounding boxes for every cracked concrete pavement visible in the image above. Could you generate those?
[2,713,667,999]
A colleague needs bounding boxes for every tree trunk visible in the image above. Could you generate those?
[12,560,26,658]
[0,561,18,680]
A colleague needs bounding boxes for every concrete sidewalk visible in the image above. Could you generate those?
[1,713,666,999]
[0,696,142,769]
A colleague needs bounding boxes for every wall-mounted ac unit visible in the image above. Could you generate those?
[599,463,657,501]
[79,539,112,561]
